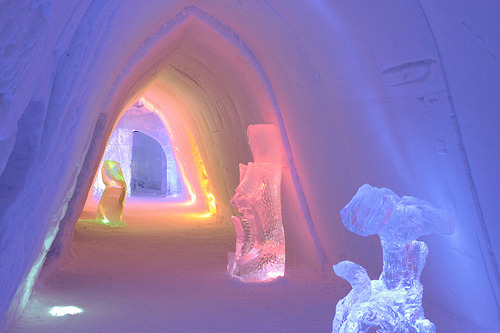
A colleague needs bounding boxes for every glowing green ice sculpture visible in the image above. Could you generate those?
[96,160,127,226]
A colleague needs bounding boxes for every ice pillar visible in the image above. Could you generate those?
[228,125,285,282]
[332,184,454,333]
[96,161,127,226]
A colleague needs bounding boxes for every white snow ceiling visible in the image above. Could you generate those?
[0,0,499,330]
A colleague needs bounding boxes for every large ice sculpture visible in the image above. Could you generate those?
[333,184,454,333]
[96,161,127,226]
[227,125,285,282]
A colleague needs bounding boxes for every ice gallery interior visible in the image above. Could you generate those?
[0,1,499,332]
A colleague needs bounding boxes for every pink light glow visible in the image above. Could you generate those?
[228,125,285,282]
[81,92,217,223]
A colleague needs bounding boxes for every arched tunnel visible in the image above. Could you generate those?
[0,1,499,332]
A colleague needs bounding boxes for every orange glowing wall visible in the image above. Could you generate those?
[82,92,218,221]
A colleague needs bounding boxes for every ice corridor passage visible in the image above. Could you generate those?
[8,215,339,333]
[1,1,499,332]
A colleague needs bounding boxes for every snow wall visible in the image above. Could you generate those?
[0,0,499,330]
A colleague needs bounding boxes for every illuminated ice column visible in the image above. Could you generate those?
[228,124,285,282]
[333,184,454,333]
[96,161,127,226]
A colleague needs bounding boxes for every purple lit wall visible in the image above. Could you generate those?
[0,0,498,331]
[92,105,183,198]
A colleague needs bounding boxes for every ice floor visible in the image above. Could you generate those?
[7,212,490,332]
[7,213,339,333]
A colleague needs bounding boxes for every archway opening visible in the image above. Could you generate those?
[92,101,185,200]
[79,95,218,226]
[9,7,330,331]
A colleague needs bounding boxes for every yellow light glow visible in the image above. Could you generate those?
[81,93,218,223]
[140,96,217,217]
[186,212,213,218]
[187,130,217,216]
[140,97,199,206]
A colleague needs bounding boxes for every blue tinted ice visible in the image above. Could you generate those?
[333,184,454,333]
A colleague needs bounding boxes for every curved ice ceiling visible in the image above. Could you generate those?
[0,0,498,330]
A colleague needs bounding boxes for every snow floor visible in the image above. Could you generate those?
[7,210,490,332]
[8,211,340,332]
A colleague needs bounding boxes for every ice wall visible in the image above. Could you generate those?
[0,0,498,330]
[93,128,133,196]
[91,105,183,197]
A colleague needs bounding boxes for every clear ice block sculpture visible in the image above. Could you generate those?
[228,125,285,282]
[333,184,454,333]
[96,160,127,226]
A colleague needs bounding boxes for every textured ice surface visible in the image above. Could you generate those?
[247,124,282,164]
[93,128,132,196]
[228,125,285,282]
[131,131,168,196]
[333,184,454,332]
[93,105,183,197]
[96,161,127,226]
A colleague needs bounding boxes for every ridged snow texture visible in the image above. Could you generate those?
[333,184,454,333]
[228,125,285,282]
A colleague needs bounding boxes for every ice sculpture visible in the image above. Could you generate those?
[93,106,183,198]
[93,128,132,196]
[227,125,285,282]
[333,184,454,333]
[95,161,127,226]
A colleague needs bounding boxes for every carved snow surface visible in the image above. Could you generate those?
[96,161,127,226]
[228,125,285,282]
[333,184,454,333]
